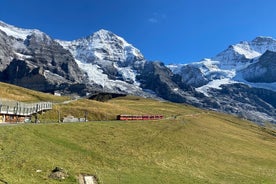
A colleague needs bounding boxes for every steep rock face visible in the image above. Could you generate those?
[0,21,87,92]
[137,61,183,102]
[1,59,55,91]
[23,32,85,83]
[242,50,276,83]
[136,61,202,104]
[205,84,276,123]
[177,64,209,87]
[0,30,13,70]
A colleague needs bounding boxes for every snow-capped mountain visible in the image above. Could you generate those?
[168,36,276,123]
[58,29,144,65]
[0,20,168,98]
[0,20,276,124]
[213,37,276,69]
[56,29,150,95]
[169,36,276,94]
[0,21,87,92]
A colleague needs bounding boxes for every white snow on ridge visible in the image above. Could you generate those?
[0,21,35,40]
[57,29,144,67]
[0,21,51,44]
[94,29,142,58]
[166,64,185,74]
[233,43,261,59]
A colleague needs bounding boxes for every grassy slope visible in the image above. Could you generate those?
[40,96,203,122]
[0,82,69,103]
[0,83,276,183]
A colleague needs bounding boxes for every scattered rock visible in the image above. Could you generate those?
[49,167,69,180]
[78,174,99,184]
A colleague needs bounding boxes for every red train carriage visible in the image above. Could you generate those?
[117,115,163,120]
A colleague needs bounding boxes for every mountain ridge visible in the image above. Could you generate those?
[0,20,275,124]
[168,36,276,123]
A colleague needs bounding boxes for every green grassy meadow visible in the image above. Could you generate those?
[0,82,276,183]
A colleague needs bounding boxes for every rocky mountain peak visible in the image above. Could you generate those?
[59,29,144,65]
[210,36,276,70]
[89,29,118,42]
[252,36,276,44]
[250,36,276,54]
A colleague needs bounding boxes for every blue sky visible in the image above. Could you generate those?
[1,0,276,64]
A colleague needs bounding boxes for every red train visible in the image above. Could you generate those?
[117,115,164,121]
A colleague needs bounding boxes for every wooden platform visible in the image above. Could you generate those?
[0,100,52,123]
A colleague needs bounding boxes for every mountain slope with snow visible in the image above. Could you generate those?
[0,20,276,124]
[168,36,276,123]
[0,21,87,93]
[168,36,276,95]
[57,29,149,94]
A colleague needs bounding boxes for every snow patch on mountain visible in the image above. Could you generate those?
[0,21,46,40]
[75,58,143,93]
[113,63,140,85]
[15,52,32,60]
[232,43,260,59]
[57,29,147,94]
[196,79,237,97]
[75,59,108,86]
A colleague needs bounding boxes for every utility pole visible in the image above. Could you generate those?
[58,110,61,123]
[84,110,88,122]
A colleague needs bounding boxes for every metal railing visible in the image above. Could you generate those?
[0,100,52,116]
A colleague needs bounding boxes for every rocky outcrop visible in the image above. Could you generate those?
[242,50,276,83]
[0,30,13,70]
[205,84,276,124]
[178,65,208,87]
[137,61,183,102]
[0,22,88,93]
[22,32,85,83]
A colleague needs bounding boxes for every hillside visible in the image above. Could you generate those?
[0,110,276,183]
[0,82,69,103]
[0,84,276,183]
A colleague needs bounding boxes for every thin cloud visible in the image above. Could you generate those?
[148,13,167,24]
[148,18,158,23]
